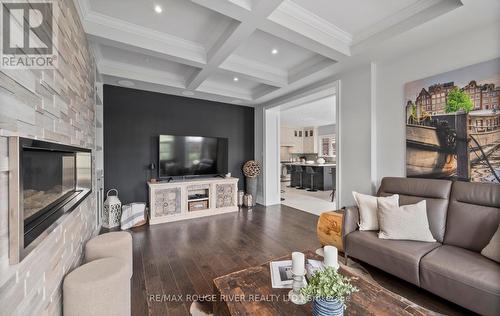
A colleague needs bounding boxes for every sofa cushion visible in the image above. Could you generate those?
[444,181,500,252]
[378,200,435,242]
[420,245,500,316]
[345,231,441,286]
[377,177,452,242]
[482,224,500,263]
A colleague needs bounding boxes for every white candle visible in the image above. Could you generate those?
[324,246,338,268]
[291,252,305,275]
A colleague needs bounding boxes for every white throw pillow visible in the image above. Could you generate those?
[378,200,436,242]
[481,224,500,263]
[352,192,399,231]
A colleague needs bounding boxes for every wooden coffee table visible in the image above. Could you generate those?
[213,251,437,316]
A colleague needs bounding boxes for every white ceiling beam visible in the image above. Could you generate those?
[193,0,351,62]
[219,55,287,87]
[186,0,284,90]
[266,1,351,58]
[82,11,207,68]
[190,0,250,20]
[196,81,254,101]
[288,56,336,84]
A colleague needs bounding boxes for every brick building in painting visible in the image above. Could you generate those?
[411,80,500,116]
[407,80,500,132]
[462,81,500,110]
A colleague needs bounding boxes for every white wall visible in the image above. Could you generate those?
[374,23,500,186]
[337,66,373,206]
[254,106,264,205]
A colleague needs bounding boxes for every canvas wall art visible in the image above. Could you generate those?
[404,58,500,183]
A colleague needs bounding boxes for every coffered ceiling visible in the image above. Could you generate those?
[74,0,464,106]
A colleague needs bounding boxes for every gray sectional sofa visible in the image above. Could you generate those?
[342,177,500,316]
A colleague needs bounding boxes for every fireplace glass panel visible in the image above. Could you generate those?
[22,150,76,222]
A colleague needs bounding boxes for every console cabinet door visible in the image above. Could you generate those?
[216,184,235,208]
[154,187,181,216]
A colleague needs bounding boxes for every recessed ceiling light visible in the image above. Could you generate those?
[182,90,194,96]
[117,80,134,87]
[271,48,278,55]
[233,77,239,82]
[154,5,162,13]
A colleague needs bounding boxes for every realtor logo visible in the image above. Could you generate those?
[1,1,57,68]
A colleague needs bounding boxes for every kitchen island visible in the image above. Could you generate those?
[282,162,336,191]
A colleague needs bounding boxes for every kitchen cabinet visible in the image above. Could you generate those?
[302,126,318,153]
[280,126,303,153]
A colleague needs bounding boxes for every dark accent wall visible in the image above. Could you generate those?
[103,85,254,204]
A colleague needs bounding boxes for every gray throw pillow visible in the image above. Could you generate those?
[378,200,436,242]
[481,224,500,263]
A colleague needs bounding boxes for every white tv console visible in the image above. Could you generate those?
[148,177,239,224]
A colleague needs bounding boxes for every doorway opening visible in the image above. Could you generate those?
[262,81,340,215]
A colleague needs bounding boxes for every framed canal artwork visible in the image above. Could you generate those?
[404,58,500,184]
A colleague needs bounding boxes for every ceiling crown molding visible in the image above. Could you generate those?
[268,0,352,56]
[352,0,463,53]
[99,60,187,89]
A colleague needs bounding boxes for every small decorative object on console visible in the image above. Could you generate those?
[149,163,157,183]
[189,200,209,211]
[243,193,253,208]
[301,267,358,316]
[237,190,244,206]
[103,189,122,229]
[316,157,326,164]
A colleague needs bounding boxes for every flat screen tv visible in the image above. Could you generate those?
[158,135,228,178]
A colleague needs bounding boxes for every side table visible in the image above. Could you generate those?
[316,209,344,252]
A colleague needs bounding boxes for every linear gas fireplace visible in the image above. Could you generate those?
[9,137,92,264]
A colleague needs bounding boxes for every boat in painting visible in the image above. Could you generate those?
[406,124,456,178]
[406,112,500,179]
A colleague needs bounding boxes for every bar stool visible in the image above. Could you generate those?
[330,167,336,202]
[285,165,294,188]
[305,166,318,192]
[294,165,306,190]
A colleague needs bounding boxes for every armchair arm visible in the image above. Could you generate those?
[342,206,359,238]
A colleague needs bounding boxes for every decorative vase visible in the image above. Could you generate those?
[245,177,257,206]
[312,298,344,316]
[237,190,245,206]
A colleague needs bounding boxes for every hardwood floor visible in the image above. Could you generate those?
[130,204,471,316]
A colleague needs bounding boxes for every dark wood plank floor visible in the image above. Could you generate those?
[130,204,471,316]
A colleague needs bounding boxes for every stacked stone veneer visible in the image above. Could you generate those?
[0,0,98,314]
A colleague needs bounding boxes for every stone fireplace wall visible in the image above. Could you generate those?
[0,0,97,314]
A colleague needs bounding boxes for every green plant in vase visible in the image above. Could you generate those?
[301,267,358,316]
